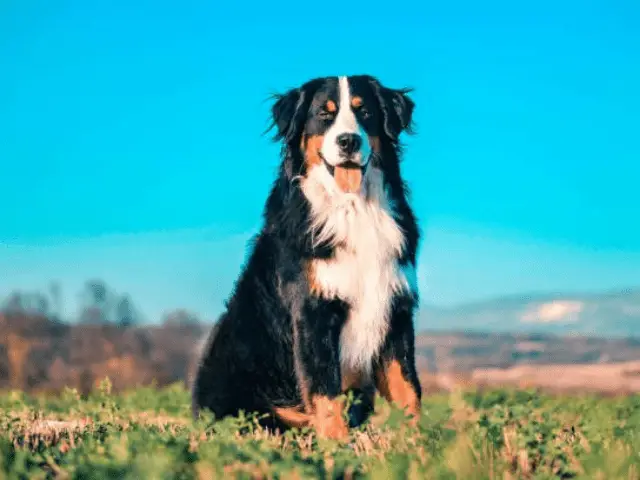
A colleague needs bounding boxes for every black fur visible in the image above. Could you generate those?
[192,74,421,432]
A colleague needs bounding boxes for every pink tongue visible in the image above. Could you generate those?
[333,165,362,193]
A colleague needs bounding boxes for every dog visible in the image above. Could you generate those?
[191,74,422,440]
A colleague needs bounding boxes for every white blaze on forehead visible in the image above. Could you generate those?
[336,77,358,131]
[320,76,371,167]
[300,80,415,373]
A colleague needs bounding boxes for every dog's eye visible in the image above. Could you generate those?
[318,109,335,121]
[358,107,371,120]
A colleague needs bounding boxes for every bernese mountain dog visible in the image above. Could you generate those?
[191,74,421,440]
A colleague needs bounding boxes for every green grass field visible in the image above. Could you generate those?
[1,379,639,479]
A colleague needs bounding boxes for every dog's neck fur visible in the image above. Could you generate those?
[272,143,416,374]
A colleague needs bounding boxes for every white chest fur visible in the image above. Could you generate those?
[303,166,417,373]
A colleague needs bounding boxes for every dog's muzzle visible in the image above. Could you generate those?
[321,155,369,176]
[320,153,370,194]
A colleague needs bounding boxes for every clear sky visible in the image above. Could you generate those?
[1,0,639,323]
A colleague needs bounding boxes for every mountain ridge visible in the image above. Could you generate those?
[417,286,640,337]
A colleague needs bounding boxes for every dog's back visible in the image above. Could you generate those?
[191,234,303,423]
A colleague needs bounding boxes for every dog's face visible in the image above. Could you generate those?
[270,75,414,196]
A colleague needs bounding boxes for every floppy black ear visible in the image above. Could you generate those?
[369,78,415,141]
[268,87,308,144]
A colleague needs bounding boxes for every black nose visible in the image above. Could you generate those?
[336,133,362,156]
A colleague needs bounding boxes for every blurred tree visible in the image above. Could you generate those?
[87,279,108,305]
[78,279,114,324]
[114,294,139,328]
[49,281,63,321]
[33,293,49,316]
[1,292,25,314]
[1,290,50,317]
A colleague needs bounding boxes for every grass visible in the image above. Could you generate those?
[1,379,639,479]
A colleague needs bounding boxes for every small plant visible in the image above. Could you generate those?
[0,385,638,478]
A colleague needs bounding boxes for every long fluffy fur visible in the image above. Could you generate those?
[191,75,422,435]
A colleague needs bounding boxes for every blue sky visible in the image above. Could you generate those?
[1,0,639,323]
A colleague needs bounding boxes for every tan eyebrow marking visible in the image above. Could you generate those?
[326,100,337,112]
[351,96,363,108]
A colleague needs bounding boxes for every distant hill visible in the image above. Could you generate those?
[417,287,640,337]
[414,330,640,374]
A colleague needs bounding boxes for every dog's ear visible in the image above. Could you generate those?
[268,87,309,144]
[369,78,415,141]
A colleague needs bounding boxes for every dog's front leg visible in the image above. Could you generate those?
[293,296,349,440]
[374,295,422,426]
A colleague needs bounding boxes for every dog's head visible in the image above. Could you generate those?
[269,75,414,196]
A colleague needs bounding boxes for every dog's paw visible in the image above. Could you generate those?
[311,396,349,441]
[314,416,349,440]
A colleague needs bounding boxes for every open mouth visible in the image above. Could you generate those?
[318,152,369,194]
[319,153,369,176]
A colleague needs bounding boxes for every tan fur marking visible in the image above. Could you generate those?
[341,366,366,391]
[333,164,362,193]
[306,261,323,297]
[272,405,311,428]
[351,96,363,108]
[311,395,349,440]
[326,100,337,112]
[303,134,325,168]
[368,135,381,153]
[375,360,420,424]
